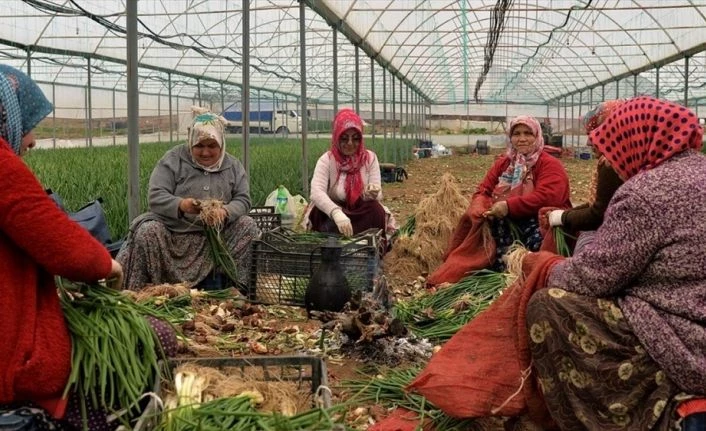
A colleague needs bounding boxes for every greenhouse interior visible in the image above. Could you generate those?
[2,1,706,430]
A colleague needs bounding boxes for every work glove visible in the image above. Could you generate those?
[363,183,381,200]
[548,209,565,227]
[330,208,353,237]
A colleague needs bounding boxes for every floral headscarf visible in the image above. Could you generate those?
[589,96,703,181]
[330,109,369,208]
[493,115,545,199]
[0,64,52,155]
[583,100,625,204]
[188,109,227,172]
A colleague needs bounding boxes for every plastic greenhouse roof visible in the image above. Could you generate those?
[2,0,706,105]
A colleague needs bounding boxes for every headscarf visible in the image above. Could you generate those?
[188,109,227,172]
[589,96,703,181]
[583,100,625,204]
[493,115,545,199]
[330,108,369,208]
[0,64,52,155]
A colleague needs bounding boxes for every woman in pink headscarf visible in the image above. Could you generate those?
[308,109,386,237]
[427,115,572,285]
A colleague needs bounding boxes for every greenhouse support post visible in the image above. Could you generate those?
[355,45,360,113]
[391,71,396,166]
[51,83,56,148]
[87,57,93,147]
[299,0,309,195]
[371,56,375,145]
[383,66,387,162]
[242,0,250,175]
[126,0,140,221]
[168,72,173,145]
[112,88,116,146]
[332,28,338,113]
[684,56,689,107]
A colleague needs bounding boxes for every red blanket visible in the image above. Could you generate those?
[408,252,563,427]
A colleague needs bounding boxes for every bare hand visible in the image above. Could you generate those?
[179,198,202,215]
[106,259,123,290]
[483,201,509,219]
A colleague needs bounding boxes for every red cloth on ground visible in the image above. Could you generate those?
[0,139,112,413]
[426,194,495,286]
[367,407,434,431]
[477,151,572,218]
[408,252,564,427]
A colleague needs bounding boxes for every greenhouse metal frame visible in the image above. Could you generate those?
[3,0,706,218]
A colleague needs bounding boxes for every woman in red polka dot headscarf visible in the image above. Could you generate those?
[524,96,706,430]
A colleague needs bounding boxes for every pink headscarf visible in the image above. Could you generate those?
[330,109,370,208]
[493,115,545,199]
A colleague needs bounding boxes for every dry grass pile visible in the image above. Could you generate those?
[122,283,191,302]
[385,173,468,282]
[167,362,311,415]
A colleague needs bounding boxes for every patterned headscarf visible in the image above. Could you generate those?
[583,100,625,204]
[583,100,625,136]
[590,96,703,181]
[493,115,545,199]
[330,109,369,208]
[0,64,52,155]
[188,110,227,172]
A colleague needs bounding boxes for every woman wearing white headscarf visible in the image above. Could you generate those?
[117,110,259,290]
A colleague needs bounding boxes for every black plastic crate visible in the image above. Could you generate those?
[249,206,281,231]
[134,355,330,430]
[248,227,381,306]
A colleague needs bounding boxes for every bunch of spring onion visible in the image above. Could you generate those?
[343,367,476,430]
[553,227,575,257]
[197,199,240,285]
[58,279,168,429]
[158,370,347,431]
[393,270,506,342]
[392,215,416,240]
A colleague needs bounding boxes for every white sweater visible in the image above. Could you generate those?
[309,150,382,216]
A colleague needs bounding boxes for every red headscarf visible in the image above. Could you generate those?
[589,96,703,181]
[330,109,370,208]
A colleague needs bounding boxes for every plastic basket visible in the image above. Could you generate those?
[249,206,281,231]
[248,227,381,306]
[134,355,330,430]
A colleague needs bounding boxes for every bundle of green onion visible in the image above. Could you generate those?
[343,367,476,430]
[204,226,240,286]
[393,271,506,342]
[58,279,167,428]
[553,227,575,257]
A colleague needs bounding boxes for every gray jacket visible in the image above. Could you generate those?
[147,144,251,233]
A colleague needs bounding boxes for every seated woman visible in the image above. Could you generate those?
[0,64,176,430]
[427,115,571,285]
[118,110,259,290]
[528,96,706,430]
[307,108,387,237]
[545,100,624,252]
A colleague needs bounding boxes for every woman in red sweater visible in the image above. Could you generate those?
[0,65,123,426]
[428,115,571,285]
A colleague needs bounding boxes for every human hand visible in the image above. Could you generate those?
[483,201,509,219]
[548,210,565,227]
[330,208,353,237]
[364,183,381,200]
[106,259,123,290]
[179,197,202,215]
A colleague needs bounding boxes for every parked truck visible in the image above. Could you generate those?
[222,100,301,136]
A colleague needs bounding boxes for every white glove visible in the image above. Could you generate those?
[330,208,353,237]
[548,210,565,227]
[364,183,381,200]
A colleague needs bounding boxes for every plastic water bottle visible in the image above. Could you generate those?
[275,185,294,229]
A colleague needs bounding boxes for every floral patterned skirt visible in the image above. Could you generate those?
[117,215,259,290]
[526,288,689,430]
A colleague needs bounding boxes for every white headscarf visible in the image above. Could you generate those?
[188,108,228,172]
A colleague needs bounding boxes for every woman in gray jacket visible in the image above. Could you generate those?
[117,111,259,290]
